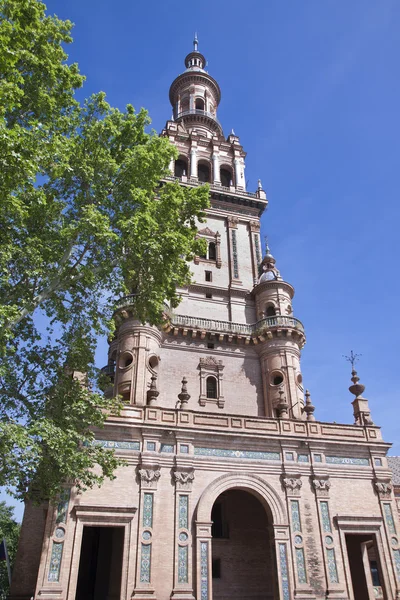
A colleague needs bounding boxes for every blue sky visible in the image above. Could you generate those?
[3,0,400,520]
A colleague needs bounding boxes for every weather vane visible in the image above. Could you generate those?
[343,350,362,369]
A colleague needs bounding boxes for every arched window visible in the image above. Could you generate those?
[220,167,233,187]
[206,376,217,399]
[208,242,216,260]
[198,162,211,183]
[181,97,189,113]
[174,158,187,178]
[265,305,276,317]
[195,98,205,110]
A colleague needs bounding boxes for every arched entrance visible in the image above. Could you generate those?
[211,489,278,599]
[195,473,287,600]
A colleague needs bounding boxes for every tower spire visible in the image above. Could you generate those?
[193,32,198,52]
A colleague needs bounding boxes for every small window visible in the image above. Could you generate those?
[272,374,284,386]
[198,162,210,183]
[207,342,215,349]
[208,242,216,260]
[206,293,212,299]
[205,271,212,282]
[206,376,217,399]
[195,98,205,110]
[220,167,232,187]
[174,158,187,177]
[266,305,276,317]
[212,558,221,579]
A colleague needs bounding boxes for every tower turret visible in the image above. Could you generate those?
[253,243,306,419]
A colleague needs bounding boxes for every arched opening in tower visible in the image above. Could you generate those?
[198,162,211,183]
[206,376,217,399]
[265,305,276,317]
[195,97,205,111]
[174,158,188,177]
[220,167,233,187]
[211,489,278,599]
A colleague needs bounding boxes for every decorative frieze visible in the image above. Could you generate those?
[194,447,280,461]
[142,493,154,528]
[140,543,151,583]
[56,489,70,524]
[282,476,302,497]
[290,500,302,532]
[312,477,331,497]
[93,439,140,451]
[374,480,393,499]
[231,229,239,279]
[320,501,332,533]
[326,548,339,583]
[138,467,161,490]
[325,455,369,466]
[173,469,195,491]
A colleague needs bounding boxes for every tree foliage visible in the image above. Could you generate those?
[0,0,209,501]
[0,502,20,599]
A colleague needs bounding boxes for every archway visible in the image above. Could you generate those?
[196,473,287,600]
[211,489,278,599]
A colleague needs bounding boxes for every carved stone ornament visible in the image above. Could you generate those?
[138,467,161,489]
[282,476,302,496]
[173,469,195,490]
[198,227,216,237]
[374,480,393,498]
[199,356,224,369]
[248,220,260,232]
[226,215,239,228]
[312,478,331,497]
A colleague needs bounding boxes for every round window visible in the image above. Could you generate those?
[119,352,134,369]
[271,372,284,386]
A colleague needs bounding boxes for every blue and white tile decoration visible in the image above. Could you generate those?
[325,456,369,466]
[140,543,151,583]
[393,549,400,582]
[56,489,70,524]
[296,548,307,584]
[279,543,290,600]
[143,493,153,528]
[160,443,174,453]
[48,542,63,582]
[180,444,189,454]
[93,439,140,451]
[178,545,188,583]
[384,503,396,534]
[179,495,188,529]
[291,500,301,532]
[298,454,309,462]
[147,441,156,451]
[320,502,332,533]
[327,548,339,583]
[194,447,280,461]
[314,454,322,463]
[200,541,209,600]
[285,452,294,461]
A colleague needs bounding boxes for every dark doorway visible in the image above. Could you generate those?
[211,489,278,600]
[75,526,124,600]
[345,534,386,600]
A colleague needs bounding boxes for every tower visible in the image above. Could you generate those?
[11,39,400,600]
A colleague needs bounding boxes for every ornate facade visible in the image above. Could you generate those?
[11,39,400,600]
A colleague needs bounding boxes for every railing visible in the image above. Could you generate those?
[170,313,305,335]
[176,109,221,127]
[162,175,260,199]
[113,297,305,335]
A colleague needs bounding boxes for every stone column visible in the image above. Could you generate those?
[190,147,197,179]
[132,465,161,600]
[212,152,220,185]
[171,467,195,600]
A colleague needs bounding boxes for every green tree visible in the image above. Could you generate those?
[0,502,20,600]
[0,0,208,502]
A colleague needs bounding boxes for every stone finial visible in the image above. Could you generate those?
[258,178,263,190]
[277,388,289,419]
[178,376,190,407]
[304,390,316,422]
[146,374,159,406]
[348,369,373,426]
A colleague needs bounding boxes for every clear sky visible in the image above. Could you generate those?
[3,0,400,520]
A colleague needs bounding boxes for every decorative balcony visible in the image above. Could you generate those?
[113,296,305,346]
[162,175,267,204]
[175,108,222,134]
